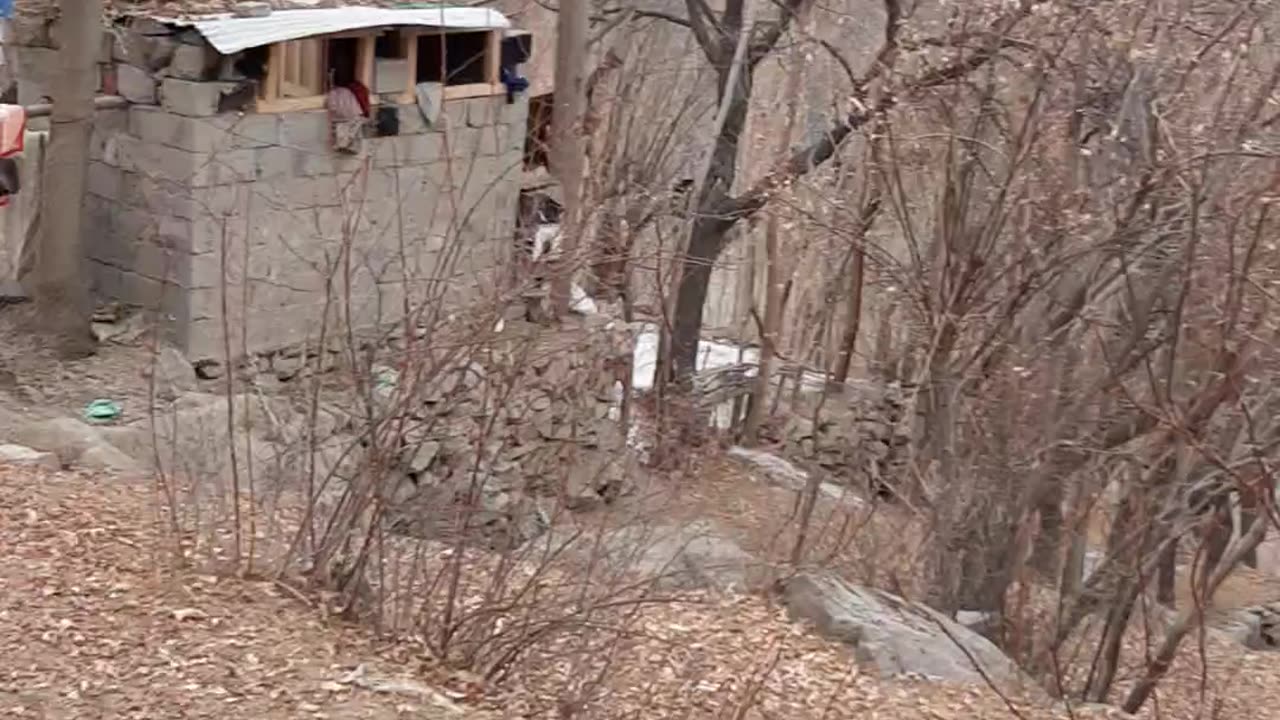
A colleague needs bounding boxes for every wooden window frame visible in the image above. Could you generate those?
[396,28,504,104]
[257,31,376,113]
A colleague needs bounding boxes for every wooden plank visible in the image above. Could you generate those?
[256,95,327,113]
[485,29,501,85]
[357,35,375,91]
[443,82,503,101]
[264,42,284,101]
[301,38,322,94]
[403,32,418,97]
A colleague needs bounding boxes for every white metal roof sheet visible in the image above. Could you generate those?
[164,6,511,55]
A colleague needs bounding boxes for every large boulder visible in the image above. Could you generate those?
[10,417,140,472]
[554,520,769,593]
[0,443,59,470]
[780,573,1031,691]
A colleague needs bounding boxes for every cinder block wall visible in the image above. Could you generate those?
[81,38,527,361]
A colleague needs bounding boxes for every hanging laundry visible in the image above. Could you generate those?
[500,66,529,105]
[0,103,25,158]
[325,85,366,154]
[0,104,25,207]
[414,81,443,128]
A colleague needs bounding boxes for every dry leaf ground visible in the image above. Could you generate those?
[9,459,1280,719]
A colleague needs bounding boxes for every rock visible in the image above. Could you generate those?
[273,353,305,381]
[78,443,143,473]
[405,440,440,475]
[143,345,197,400]
[194,359,224,380]
[0,443,59,470]
[10,418,139,472]
[564,451,632,510]
[727,447,865,509]
[233,2,273,17]
[13,418,108,465]
[581,520,768,593]
[780,573,1030,691]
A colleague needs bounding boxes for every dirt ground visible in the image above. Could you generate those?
[4,312,1280,718]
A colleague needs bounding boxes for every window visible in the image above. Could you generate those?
[405,29,501,100]
[277,39,324,98]
[255,27,505,113]
[258,34,374,112]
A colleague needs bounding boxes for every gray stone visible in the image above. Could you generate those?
[0,444,60,470]
[160,78,241,117]
[194,359,224,379]
[78,444,144,473]
[405,440,441,475]
[165,42,218,81]
[10,418,138,472]
[780,573,1029,689]
[117,64,159,104]
[142,345,198,400]
[233,2,273,17]
[113,20,178,71]
[571,520,767,593]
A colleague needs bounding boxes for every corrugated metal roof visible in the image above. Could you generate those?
[163,6,511,55]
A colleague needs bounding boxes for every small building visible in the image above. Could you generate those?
[3,2,535,360]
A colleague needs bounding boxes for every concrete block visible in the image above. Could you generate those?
[253,146,297,181]
[277,111,330,152]
[113,22,178,72]
[396,103,429,135]
[117,63,159,104]
[477,126,507,156]
[115,134,195,181]
[254,175,344,210]
[441,126,481,160]
[160,78,241,117]
[87,161,123,201]
[371,133,444,168]
[131,106,272,153]
[374,59,409,94]
[442,99,468,130]
[467,96,501,128]
[88,110,127,163]
[131,241,192,286]
[16,79,51,106]
[122,174,198,218]
[116,134,254,187]
[192,148,258,186]
[499,95,529,127]
[165,42,219,81]
[290,147,366,177]
[210,113,279,148]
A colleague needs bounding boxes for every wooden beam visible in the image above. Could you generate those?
[264,42,284,100]
[485,29,501,85]
[255,95,327,113]
[443,82,504,101]
[399,32,419,104]
[357,35,375,91]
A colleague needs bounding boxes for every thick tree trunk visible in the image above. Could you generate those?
[21,0,101,358]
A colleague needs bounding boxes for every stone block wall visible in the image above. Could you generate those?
[72,24,528,361]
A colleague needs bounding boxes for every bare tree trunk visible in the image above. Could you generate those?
[830,240,865,384]
[548,0,588,316]
[743,9,805,444]
[1122,514,1270,714]
[20,0,100,358]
